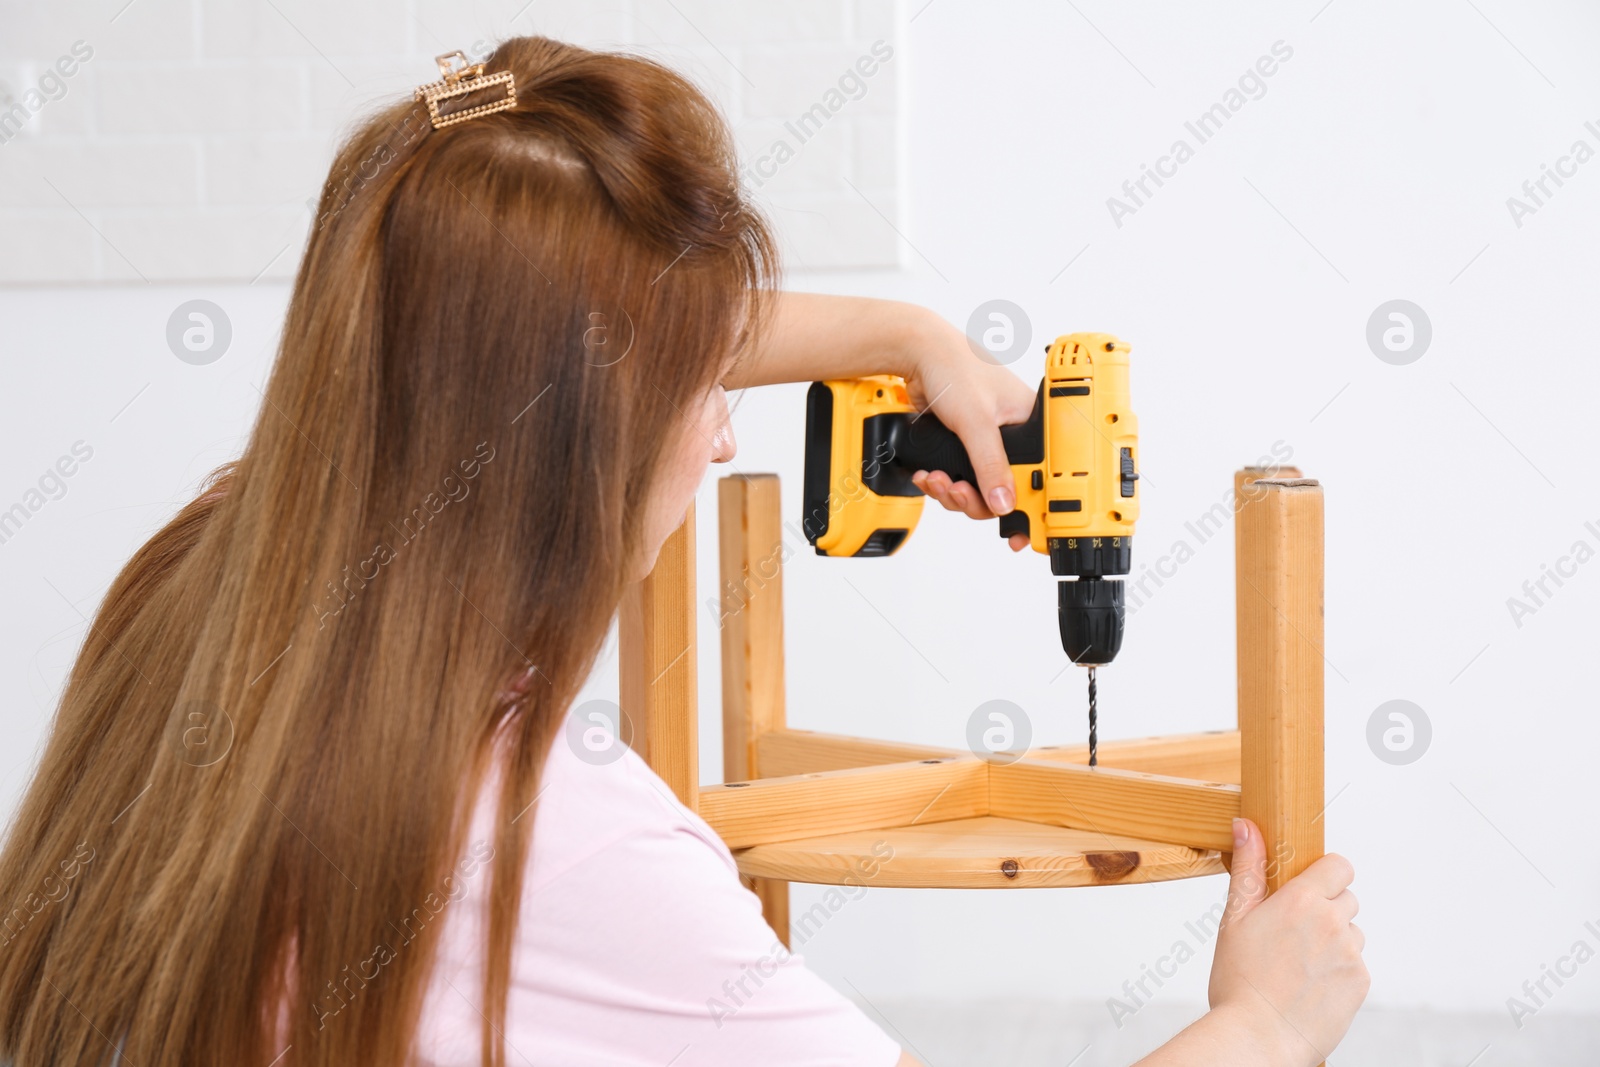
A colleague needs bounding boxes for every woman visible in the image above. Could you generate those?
[0,35,1366,1067]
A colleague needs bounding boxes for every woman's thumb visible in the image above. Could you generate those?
[1220,817,1269,930]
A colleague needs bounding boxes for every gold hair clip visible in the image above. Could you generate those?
[414,50,516,129]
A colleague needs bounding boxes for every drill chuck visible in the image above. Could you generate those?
[1059,576,1125,667]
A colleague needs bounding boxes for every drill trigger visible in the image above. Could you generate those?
[998,510,1030,541]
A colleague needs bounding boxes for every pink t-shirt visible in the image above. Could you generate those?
[410,726,902,1066]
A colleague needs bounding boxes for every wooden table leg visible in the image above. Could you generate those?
[620,503,699,811]
[1236,476,1325,887]
[718,475,791,946]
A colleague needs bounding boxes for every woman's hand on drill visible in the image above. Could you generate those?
[899,310,1036,550]
[1205,817,1369,1065]
[729,292,1035,548]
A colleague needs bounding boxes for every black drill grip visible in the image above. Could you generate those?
[860,381,1046,498]
[885,414,982,485]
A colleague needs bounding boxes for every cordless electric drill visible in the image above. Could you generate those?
[801,332,1140,764]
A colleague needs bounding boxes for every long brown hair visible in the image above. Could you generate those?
[0,36,778,1066]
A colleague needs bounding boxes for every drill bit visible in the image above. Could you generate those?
[1087,666,1098,767]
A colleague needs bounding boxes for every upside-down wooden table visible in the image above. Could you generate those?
[619,467,1324,959]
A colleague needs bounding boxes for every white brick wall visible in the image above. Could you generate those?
[0,0,905,283]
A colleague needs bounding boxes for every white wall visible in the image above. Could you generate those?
[0,0,901,279]
[4,0,1599,1058]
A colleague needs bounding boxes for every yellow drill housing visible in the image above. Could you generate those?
[802,332,1140,568]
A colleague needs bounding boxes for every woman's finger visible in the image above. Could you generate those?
[1299,853,1356,899]
[1331,888,1359,923]
[946,481,994,521]
[946,417,1016,519]
[921,471,966,513]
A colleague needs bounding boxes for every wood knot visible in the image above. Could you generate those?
[1085,850,1141,882]
[1000,859,1020,879]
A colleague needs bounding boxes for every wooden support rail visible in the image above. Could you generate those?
[700,756,1237,854]
[1028,730,1241,782]
[988,759,1240,853]
[755,730,957,777]
[756,727,1241,784]
[699,757,988,850]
